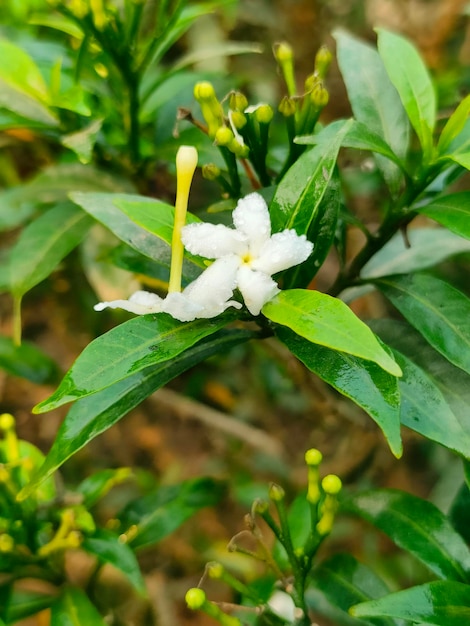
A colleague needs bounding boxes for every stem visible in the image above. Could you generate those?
[12,294,22,346]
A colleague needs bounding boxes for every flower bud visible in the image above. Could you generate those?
[215,126,234,147]
[322,474,342,495]
[268,483,285,502]
[315,46,332,79]
[207,561,224,579]
[230,110,247,130]
[194,81,216,101]
[0,534,14,553]
[176,145,198,177]
[305,448,322,466]
[229,140,249,158]
[274,42,293,63]
[202,163,221,181]
[0,413,15,432]
[185,588,206,610]
[278,96,296,117]
[229,91,248,111]
[254,104,274,125]
[310,83,329,108]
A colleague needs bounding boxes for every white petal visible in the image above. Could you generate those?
[161,292,204,322]
[184,256,242,317]
[237,265,279,315]
[181,222,247,258]
[94,290,164,315]
[252,230,313,275]
[232,192,271,255]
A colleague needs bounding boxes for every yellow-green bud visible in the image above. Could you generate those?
[207,561,224,579]
[304,73,321,94]
[194,81,216,102]
[278,96,297,117]
[254,104,274,124]
[202,163,221,181]
[274,41,294,63]
[68,530,82,548]
[310,84,329,108]
[229,91,248,111]
[252,498,269,515]
[322,474,342,495]
[186,588,206,610]
[268,483,285,502]
[305,448,322,466]
[229,140,249,158]
[230,111,247,129]
[215,126,234,147]
[315,46,332,79]
[176,145,198,176]
[316,510,335,536]
[0,534,14,552]
[0,414,15,432]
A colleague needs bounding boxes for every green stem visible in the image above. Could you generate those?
[12,294,22,346]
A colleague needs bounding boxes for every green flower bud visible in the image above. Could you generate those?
[252,498,269,515]
[0,413,15,432]
[0,534,14,553]
[310,83,329,108]
[186,588,206,610]
[230,110,247,130]
[278,96,297,117]
[229,140,249,158]
[315,46,333,79]
[269,483,285,502]
[305,448,322,466]
[194,81,216,102]
[304,72,321,93]
[207,561,224,579]
[254,104,274,124]
[215,126,234,147]
[229,91,248,111]
[322,474,342,495]
[274,41,294,63]
[202,163,221,181]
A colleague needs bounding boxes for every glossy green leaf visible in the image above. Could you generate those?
[438,95,470,154]
[34,312,237,413]
[282,172,341,287]
[375,274,470,376]
[275,327,402,457]
[344,489,470,581]
[297,119,404,168]
[77,468,133,508]
[449,482,470,545]
[0,335,58,384]
[361,228,470,278]
[0,164,135,232]
[270,119,352,233]
[20,329,253,497]
[376,28,436,160]
[369,319,470,437]
[262,290,401,376]
[307,554,396,626]
[0,38,50,102]
[334,29,409,194]
[416,192,470,240]
[10,203,92,297]
[443,151,470,170]
[0,79,57,126]
[70,192,202,279]
[5,589,56,623]
[50,586,107,626]
[61,120,102,163]
[106,245,173,285]
[351,580,470,625]
[119,477,226,550]
[28,12,85,38]
[83,529,146,594]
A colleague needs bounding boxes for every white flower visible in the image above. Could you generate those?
[181,192,313,315]
[94,256,242,322]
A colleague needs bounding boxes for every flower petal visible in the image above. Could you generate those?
[184,255,242,317]
[161,292,204,322]
[237,265,279,316]
[94,290,164,315]
[181,222,246,258]
[232,192,271,255]
[252,230,313,275]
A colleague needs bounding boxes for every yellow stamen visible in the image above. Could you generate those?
[168,146,198,293]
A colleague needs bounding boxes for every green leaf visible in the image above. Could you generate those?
[33,312,237,413]
[262,290,401,376]
[416,192,470,240]
[0,79,58,126]
[334,29,409,194]
[70,192,202,280]
[0,164,135,232]
[375,274,470,376]
[344,489,470,582]
[351,580,470,625]
[275,327,402,457]
[5,589,56,623]
[282,171,341,287]
[0,335,58,384]
[9,203,92,297]
[376,28,436,160]
[20,329,253,497]
[361,228,470,278]
[119,477,226,550]
[449,482,470,545]
[307,554,397,626]
[0,38,50,102]
[83,529,146,594]
[270,119,352,233]
[443,151,470,170]
[61,120,102,164]
[50,586,107,626]
[77,468,133,508]
[438,94,470,154]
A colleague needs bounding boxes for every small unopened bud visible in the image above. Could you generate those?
[194,81,216,101]
[315,46,332,79]
[305,448,322,466]
[252,498,269,515]
[274,42,294,63]
[230,111,247,129]
[304,72,321,94]
[207,561,224,579]
[0,534,14,552]
[322,474,342,495]
[215,126,234,147]
[186,588,206,610]
[278,96,297,117]
[202,163,221,181]
[229,140,249,158]
[229,91,248,111]
[0,414,15,432]
[269,483,285,502]
[176,145,198,176]
[310,83,329,108]
[254,104,274,125]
